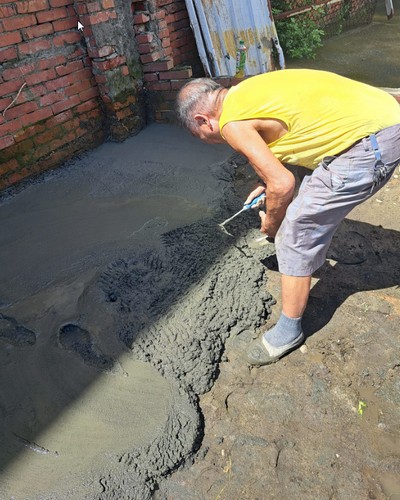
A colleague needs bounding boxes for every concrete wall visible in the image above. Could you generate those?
[0,0,213,191]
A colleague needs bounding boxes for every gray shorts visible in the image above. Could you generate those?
[275,123,400,276]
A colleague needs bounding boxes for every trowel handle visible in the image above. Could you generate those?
[244,193,266,210]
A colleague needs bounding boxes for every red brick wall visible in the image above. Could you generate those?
[0,0,221,191]
[0,0,105,190]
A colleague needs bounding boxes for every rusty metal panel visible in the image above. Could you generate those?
[186,0,284,77]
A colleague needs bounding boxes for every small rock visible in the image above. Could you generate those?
[300,345,308,354]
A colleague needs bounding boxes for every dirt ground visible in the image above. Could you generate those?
[155,163,400,500]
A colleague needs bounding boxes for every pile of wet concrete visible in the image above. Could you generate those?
[0,125,274,498]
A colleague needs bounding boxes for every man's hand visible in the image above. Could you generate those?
[245,185,266,207]
[258,209,277,238]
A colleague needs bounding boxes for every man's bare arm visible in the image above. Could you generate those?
[222,120,295,237]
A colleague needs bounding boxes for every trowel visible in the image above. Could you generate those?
[219,193,266,236]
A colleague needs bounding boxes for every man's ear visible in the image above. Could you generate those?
[194,113,211,128]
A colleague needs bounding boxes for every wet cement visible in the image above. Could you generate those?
[0,125,276,498]
[287,0,400,87]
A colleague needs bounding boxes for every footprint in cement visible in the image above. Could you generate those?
[0,314,36,346]
[59,323,114,372]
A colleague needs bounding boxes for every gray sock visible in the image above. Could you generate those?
[263,312,302,347]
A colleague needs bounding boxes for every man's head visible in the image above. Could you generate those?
[176,78,226,143]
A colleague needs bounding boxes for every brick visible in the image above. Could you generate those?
[25,68,56,85]
[152,10,166,20]
[146,81,171,91]
[157,20,167,30]
[170,33,191,48]
[87,1,101,13]
[95,45,115,58]
[140,51,162,64]
[77,98,99,113]
[143,60,173,72]
[164,1,185,14]
[143,72,159,82]
[53,31,82,47]
[36,6,67,22]
[92,55,125,71]
[162,38,171,48]
[156,0,174,6]
[68,46,85,59]
[39,91,64,106]
[17,0,49,14]
[0,159,19,177]
[112,95,135,110]
[48,131,76,150]
[136,32,153,44]
[0,78,25,98]
[34,124,64,145]
[19,38,51,55]
[55,59,84,76]
[102,0,115,8]
[0,31,22,49]
[86,10,117,24]
[6,171,29,186]
[3,14,37,30]
[64,78,91,96]
[0,97,12,112]
[74,3,87,15]
[79,87,99,101]
[158,28,170,39]
[20,106,53,127]
[18,85,47,104]
[133,13,150,24]
[14,122,46,143]
[4,101,38,121]
[45,73,74,91]
[62,116,80,132]
[46,109,73,127]
[2,67,24,81]
[0,135,15,151]
[138,42,158,54]
[0,4,17,17]
[36,54,66,71]
[94,74,107,84]
[171,79,189,90]
[0,47,18,63]
[0,118,22,136]
[52,17,78,31]
[165,10,187,24]
[22,22,54,39]
[50,0,73,5]
[121,65,129,76]
[116,108,133,120]
[51,94,80,114]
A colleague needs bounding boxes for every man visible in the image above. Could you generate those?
[176,69,400,366]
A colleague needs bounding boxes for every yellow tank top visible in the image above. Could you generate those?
[219,69,400,169]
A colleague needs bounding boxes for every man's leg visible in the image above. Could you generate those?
[258,275,310,354]
[281,274,311,318]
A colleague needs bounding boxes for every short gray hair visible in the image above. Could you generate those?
[176,78,222,131]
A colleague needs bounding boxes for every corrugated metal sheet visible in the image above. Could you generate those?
[185,0,285,77]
